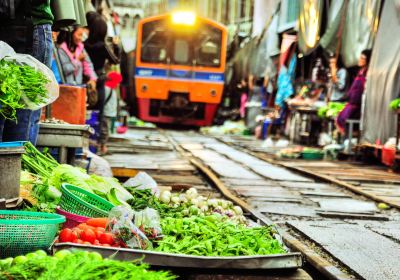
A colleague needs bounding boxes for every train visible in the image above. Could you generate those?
[134,12,228,126]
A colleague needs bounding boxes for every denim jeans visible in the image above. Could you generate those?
[30,24,53,145]
[0,109,32,142]
[0,24,33,142]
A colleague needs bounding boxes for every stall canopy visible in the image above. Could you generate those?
[319,0,346,55]
[362,0,400,144]
[298,0,324,55]
[319,0,381,67]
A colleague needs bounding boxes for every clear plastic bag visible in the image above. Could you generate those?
[0,41,59,110]
[107,206,153,250]
[123,172,159,195]
[134,207,162,239]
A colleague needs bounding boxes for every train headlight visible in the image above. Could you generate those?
[141,85,148,92]
[172,11,196,25]
[210,89,216,97]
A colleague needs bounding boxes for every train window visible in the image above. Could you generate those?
[173,39,190,65]
[141,20,168,64]
[195,25,222,67]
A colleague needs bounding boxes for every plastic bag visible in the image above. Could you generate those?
[134,208,162,239]
[0,41,59,110]
[107,206,153,250]
[123,172,159,195]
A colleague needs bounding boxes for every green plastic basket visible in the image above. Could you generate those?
[60,183,114,217]
[301,151,324,160]
[0,210,65,258]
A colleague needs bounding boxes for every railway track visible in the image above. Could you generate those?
[105,127,400,280]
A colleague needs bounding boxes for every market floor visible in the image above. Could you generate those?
[105,128,400,280]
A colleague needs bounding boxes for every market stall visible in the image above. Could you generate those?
[0,141,303,277]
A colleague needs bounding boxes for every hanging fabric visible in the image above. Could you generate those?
[362,0,400,144]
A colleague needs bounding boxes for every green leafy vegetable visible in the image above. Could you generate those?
[0,59,49,120]
[390,98,400,110]
[318,102,346,119]
[0,251,175,280]
[155,216,286,256]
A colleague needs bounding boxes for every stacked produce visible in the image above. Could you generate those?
[0,250,175,280]
[0,59,49,120]
[317,102,346,119]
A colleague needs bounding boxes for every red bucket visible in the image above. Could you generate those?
[382,147,396,167]
[56,207,90,229]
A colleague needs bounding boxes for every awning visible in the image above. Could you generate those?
[362,0,400,144]
[319,0,346,55]
[319,0,381,67]
[298,0,324,55]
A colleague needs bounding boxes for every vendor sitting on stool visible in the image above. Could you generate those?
[336,49,372,135]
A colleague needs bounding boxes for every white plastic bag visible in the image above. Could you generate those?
[0,41,59,110]
[123,172,159,195]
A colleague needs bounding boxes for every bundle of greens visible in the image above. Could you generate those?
[0,250,175,280]
[317,102,346,119]
[0,59,49,120]
[155,215,286,256]
[22,142,59,178]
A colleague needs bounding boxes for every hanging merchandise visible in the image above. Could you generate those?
[362,0,400,144]
[298,0,324,55]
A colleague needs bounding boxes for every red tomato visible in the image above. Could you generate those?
[59,229,77,243]
[80,228,96,244]
[98,233,114,245]
[86,218,108,229]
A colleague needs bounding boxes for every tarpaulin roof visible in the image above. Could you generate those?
[319,0,381,67]
[362,0,400,144]
[298,0,324,55]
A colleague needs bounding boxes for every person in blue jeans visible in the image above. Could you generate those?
[0,0,53,143]
[30,0,54,144]
[0,1,33,142]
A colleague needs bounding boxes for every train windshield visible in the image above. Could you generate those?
[194,24,222,67]
[141,19,168,64]
[140,18,223,68]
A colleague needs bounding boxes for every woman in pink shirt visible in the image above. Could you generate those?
[57,27,97,87]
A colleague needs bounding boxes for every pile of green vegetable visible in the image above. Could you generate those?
[389,98,400,110]
[155,215,285,256]
[0,59,49,120]
[0,250,175,280]
[317,102,346,119]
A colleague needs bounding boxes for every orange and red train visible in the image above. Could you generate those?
[135,12,228,126]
